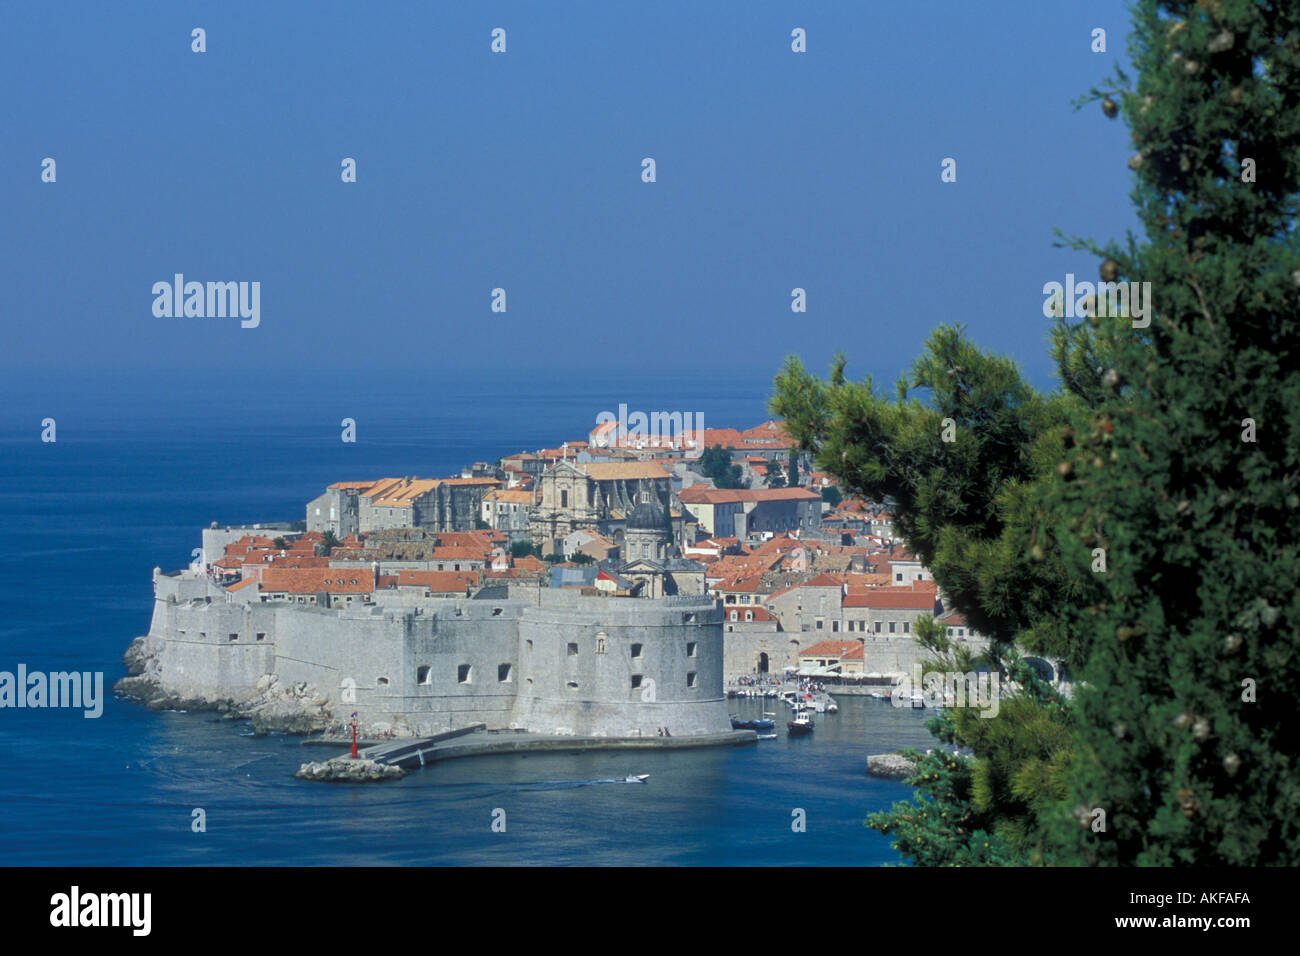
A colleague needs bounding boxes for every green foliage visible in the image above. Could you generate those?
[509,540,539,558]
[700,445,745,489]
[773,328,1085,665]
[320,530,340,556]
[272,537,289,551]
[1048,0,1300,866]
[474,518,490,530]
[866,735,1021,867]
[787,449,800,486]
[821,484,842,508]
[766,459,787,488]
[774,333,1083,864]
[784,0,1300,867]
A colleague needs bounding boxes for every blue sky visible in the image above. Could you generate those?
[3,1,1138,390]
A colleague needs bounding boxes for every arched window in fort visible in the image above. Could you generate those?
[417,665,431,685]
[596,633,607,654]
[377,677,390,686]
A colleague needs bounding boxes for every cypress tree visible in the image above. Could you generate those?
[1051,0,1300,865]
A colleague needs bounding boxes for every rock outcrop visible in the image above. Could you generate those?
[866,752,919,780]
[295,758,407,783]
[115,635,331,735]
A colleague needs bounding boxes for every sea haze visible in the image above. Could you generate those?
[0,368,935,865]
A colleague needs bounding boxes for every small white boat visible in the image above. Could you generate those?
[624,773,649,783]
[826,699,839,713]
[756,733,778,740]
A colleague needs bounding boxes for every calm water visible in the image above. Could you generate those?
[0,369,935,865]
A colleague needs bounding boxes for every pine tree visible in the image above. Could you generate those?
[773,328,1083,863]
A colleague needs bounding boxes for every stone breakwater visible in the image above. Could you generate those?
[295,757,407,783]
[114,635,330,735]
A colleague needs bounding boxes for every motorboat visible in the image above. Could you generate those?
[624,773,649,783]
[787,708,815,736]
[756,733,778,740]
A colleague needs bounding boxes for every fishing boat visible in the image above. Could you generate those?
[624,773,649,783]
[753,718,775,731]
[787,707,815,737]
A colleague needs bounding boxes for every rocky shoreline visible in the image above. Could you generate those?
[114,635,332,736]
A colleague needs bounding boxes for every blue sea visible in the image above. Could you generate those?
[0,368,934,866]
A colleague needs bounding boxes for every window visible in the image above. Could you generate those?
[729,610,738,621]
[687,642,697,658]
[377,677,389,686]
[896,573,903,582]
[816,619,824,630]
[256,632,266,641]
[745,611,753,622]
[566,681,578,690]
[417,665,431,684]
[686,672,697,688]
[561,490,569,508]
[630,675,643,689]
[630,643,643,659]
[567,642,579,656]
[889,622,896,633]
[228,633,237,642]
[596,634,607,654]
[526,639,533,652]
[903,622,910,633]
[498,663,513,683]
[457,665,472,684]
[875,621,883,633]
[832,621,839,632]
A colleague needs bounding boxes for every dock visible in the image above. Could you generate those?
[319,726,757,770]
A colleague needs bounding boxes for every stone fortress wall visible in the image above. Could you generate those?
[144,570,729,738]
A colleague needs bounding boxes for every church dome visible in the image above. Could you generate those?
[627,500,664,532]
